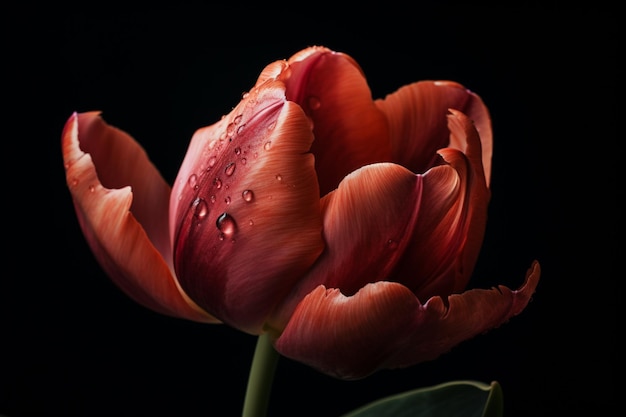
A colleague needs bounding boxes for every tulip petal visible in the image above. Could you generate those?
[274,261,540,380]
[375,80,493,185]
[267,162,422,331]
[269,110,489,329]
[62,112,216,323]
[379,109,490,300]
[284,46,391,195]
[170,80,324,334]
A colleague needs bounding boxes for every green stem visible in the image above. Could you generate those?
[242,333,279,417]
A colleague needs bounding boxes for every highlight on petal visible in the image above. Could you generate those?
[274,261,540,380]
[375,80,493,185]
[62,112,216,323]
[267,162,422,331]
[170,80,324,334]
[284,46,391,195]
[384,108,491,300]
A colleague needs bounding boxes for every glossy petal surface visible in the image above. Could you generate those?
[285,46,391,195]
[376,80,492,185]
[62,112,215,322]
[170,80,324,334]
[394,109,490,299]
[275,261,540,380]
[270,109,489,329]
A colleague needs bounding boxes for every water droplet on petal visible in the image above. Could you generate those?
[236,124,246,135]
[210,195,216,203]
[264,141,272,151]
[214,178,222,189]
[226,123,236,137]
[234,147,241,155]
[224,162,236,176]
[241,157,247,165]
[242,189,254,202]
[267,121,276,132]
[188,174,198,189]
[216,212,237,238]
[234,114,243,124]
[193,198,209,219]
[275,174,282,181]
[89,185,95,193]
[224,196,231,205]
[208,156,217,168]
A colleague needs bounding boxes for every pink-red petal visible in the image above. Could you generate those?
[267,163,422,331]
[269,110,490,331]
[285,46,391,195]
[274,261,540,380]
[393,109,490,299]
[62,112,216,323]
[170,80,324,334]
[375,81,493,185]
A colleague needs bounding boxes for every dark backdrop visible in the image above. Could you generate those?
[2,4,617,417]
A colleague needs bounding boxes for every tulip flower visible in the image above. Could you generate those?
[62,46,540,381]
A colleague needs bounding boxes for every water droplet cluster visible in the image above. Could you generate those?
[176,88,282,243]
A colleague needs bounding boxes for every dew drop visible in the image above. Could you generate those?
[188,174,198,189]
[242,189,254,202]
[89,185,95,193]
[193,198,209,219]
[224,196,231,205]
[249,219,254,226]
[208,156,217,168]
[216,212,237,238]
[267,121,276,132]
[71,178,79,186]
[264,141,272,151]
[226,123,236,137]
[241,157,247,165]
[275,174,282,181]
[210,195,216,203]
[234,147,241,155]
[214,178,222,189]
[236,124,246,135]
[308,96,321,110]
[224,162,236,176]
[234,114,243,125]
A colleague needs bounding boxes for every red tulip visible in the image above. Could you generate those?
[62,46,540,380]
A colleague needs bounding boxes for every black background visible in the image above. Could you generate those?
[2,4,618,417]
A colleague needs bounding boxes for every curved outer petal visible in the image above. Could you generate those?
[375,80,493,186]
[62,112,216,323]
[269,109,490,330]
[170,78,324,334]
[274,261,540,380]
[284,46,391,196]
[394,109,491,298]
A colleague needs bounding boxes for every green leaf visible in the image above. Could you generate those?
[340,380,503,417]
